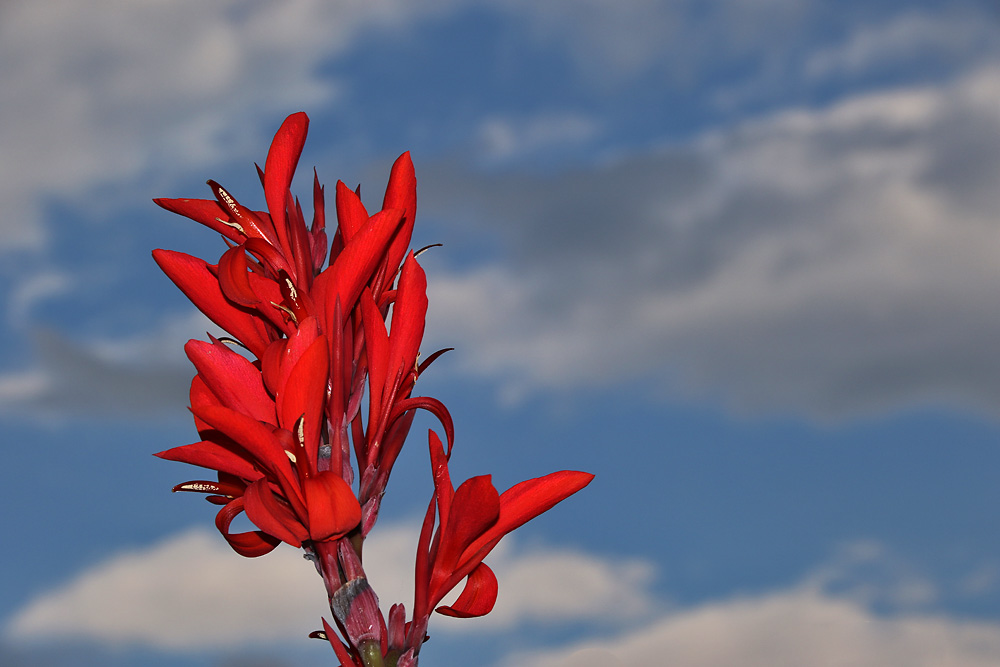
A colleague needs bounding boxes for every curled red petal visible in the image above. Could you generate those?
[215,497,281,558]
[435,562,498,618]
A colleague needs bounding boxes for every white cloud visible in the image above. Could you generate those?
[477,112,600,163]
[0,319,203,418]
[0,0,460,254]
[4,523,650,650]
[804,10,1000,82]
[420,66,1000,416]
[499,588,1000,667]
[498,543,1000,667]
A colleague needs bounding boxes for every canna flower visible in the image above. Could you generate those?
[153,111,592,667]
[405,431,594,656]
[152,112,447,557]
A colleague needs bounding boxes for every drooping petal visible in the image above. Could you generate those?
[435,562,498,618]
[215,497,281,557]
[217,244,261,307]
[191,404,306,516]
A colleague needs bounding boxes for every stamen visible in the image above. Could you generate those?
[286,450,298,464]
[270,301,299,324]
[215,216,246,235]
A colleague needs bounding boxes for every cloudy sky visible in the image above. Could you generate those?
[2,0,1000,665]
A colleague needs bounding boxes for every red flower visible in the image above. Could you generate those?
[406,431,594,653]
[152,112,592,666]
[153,113,448,557]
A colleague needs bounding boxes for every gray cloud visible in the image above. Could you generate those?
[419,67,1000,416]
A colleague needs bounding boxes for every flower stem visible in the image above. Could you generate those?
[359,640,385,667]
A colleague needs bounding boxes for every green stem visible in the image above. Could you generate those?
[359,640,385,667]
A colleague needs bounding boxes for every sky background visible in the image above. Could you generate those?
[2,0,1000,665]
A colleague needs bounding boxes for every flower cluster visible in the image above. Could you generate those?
[153,112,593,667]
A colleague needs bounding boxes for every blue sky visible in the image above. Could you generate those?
[2,0,1000,665]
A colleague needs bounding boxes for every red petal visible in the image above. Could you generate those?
[360,288,389,446]
[435,562,498,618]
[386,253,425,383]
[191,404,306,516]
[390,396,454,456]
[154,197,243,243]
[463,471,595,564]
[321,617,360,667]
[264,112,309,259]
[185,338,276,424]
[431,475,499,591]
[335,180,370,243]
[303,471,362,541]
[310,170,328,273]
[152,249,272,357]
[275,334,328,469]
[243,478,308,547]
[207,180,279,246]
[155,440,261,481]
[381,152,417,278]
[215,497,281,558]
[312,207,405,330]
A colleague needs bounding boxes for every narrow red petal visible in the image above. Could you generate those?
[155,440,261,481]
[335,180,370,243]
[360,288,389,446]
[154,197,243,243]
[312,207,405,330]
[276,335,328,469]
[381,152,417,277]
[264,112,309,259]
[386,254,427,395]
[152,249,272,357]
